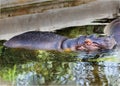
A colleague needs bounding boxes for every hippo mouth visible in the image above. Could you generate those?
[78,36,117,52]
[77,43,101,51]
[76,39,105,52]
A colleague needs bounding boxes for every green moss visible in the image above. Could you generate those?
[0,65,17,82]
[0,48,38,66]
[56,25,95,38]
[88,56,119,62]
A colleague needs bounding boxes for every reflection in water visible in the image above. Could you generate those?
[15,61,75,86]
[0,48,120,86]
[14,58,120,86]
[72,61,120,86]
[99,62,120,86]
[73,51,120,86]
[16,72,45,86]
[73,62,95,86]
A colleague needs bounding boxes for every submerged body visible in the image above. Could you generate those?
[4,31,68,51]
[4,31,116,53]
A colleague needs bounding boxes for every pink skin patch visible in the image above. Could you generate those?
[76,39,100,53]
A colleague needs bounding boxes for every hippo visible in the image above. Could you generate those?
[76,35,116,53]
[4,31,116,53]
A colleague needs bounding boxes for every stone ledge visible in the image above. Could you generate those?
[0,0,95,19]
[0,0,119,40]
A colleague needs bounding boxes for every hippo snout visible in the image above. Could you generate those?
[91,36,116,50]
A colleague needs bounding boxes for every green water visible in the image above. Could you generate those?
[0,48,120,86]
[0,26,120,86]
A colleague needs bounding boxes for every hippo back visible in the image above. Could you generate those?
[4,31,68,51]
[104,18,120,46]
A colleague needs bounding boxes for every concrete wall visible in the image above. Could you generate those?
[0,0,119,40]
[0,0,95,19]
[1,0,50,8]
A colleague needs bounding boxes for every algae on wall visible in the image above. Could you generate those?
[56,25,104,38]
[0,0,95,19]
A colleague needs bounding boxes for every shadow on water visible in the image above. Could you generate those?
[0,25,120,86]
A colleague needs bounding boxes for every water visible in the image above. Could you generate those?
[0,48,120,86]
[15,58,120,86]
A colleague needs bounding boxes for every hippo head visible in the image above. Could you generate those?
[76,35,116,53]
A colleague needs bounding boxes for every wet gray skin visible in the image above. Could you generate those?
[104,18,120,48]
[70,34,116,53]
[4,31,116,53]
[4,31,68,51]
